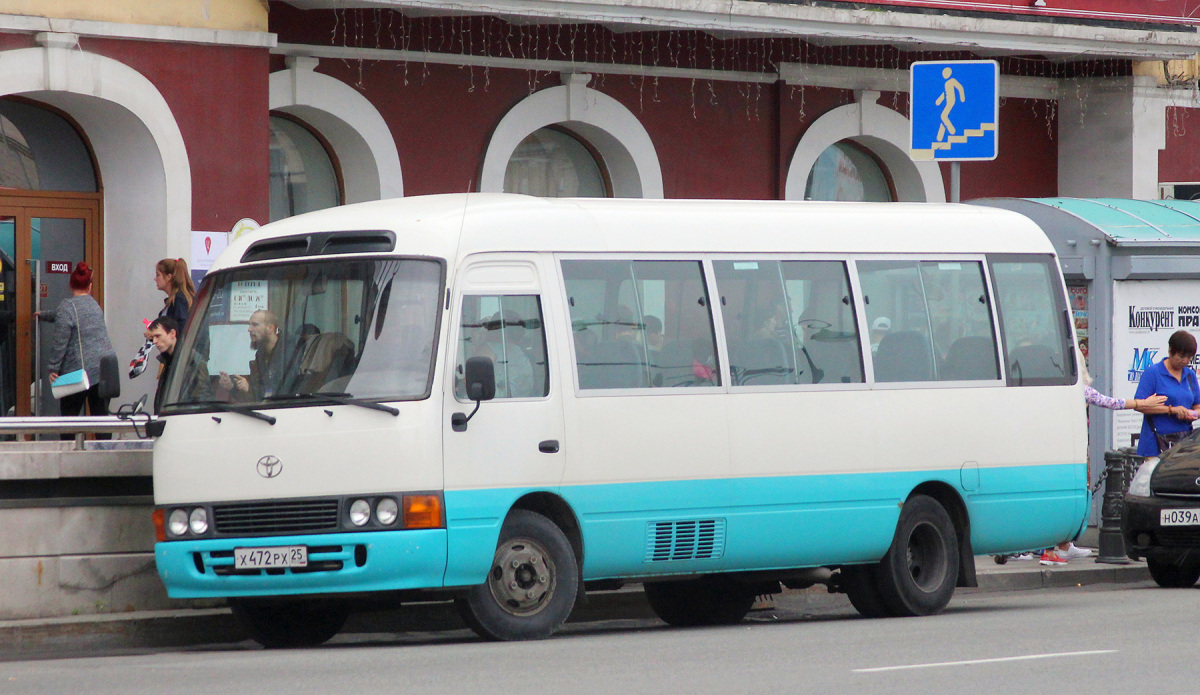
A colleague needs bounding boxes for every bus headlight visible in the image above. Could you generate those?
[349,499,371,526]
[376,498,399,526]
[189,507,209,535]
[168,509,189,537]
[1128,457,1160,498]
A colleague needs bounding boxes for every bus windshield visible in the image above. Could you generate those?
[161,257,443,411]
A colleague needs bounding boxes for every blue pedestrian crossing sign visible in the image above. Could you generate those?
[910,60,999,161]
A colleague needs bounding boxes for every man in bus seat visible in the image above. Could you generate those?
[218,309,297,400]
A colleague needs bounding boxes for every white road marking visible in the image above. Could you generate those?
[853,649,1117,673]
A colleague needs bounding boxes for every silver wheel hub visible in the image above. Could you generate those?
[487,538,556,616]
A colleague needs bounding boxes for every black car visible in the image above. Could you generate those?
[1123,431,1200,587]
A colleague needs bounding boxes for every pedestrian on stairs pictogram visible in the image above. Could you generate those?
[910,60,999,162]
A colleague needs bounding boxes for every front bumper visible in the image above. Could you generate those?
[155,529,447,599]
[1123,495,1200,561]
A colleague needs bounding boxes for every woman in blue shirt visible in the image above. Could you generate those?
[1135,330,1200,457]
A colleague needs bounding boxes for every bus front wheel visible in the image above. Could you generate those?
[230,598,349,649]
[873,494,959,617]
[455,510,579,641]
[643,577,756,627]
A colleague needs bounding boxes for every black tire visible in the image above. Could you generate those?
[230,598,349,649]
[643,577,756,627]
[873,494,960,617]
[455,509,579,641]
[1147,557,1200,588]
[839,565,890,618]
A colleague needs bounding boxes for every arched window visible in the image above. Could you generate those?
[804,141,894,202]
[503,127,609,198]
[0,98,97,193]
[269,114,342,221]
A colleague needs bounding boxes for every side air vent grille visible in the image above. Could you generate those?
[645,519,725,562]
[212,499,340,535]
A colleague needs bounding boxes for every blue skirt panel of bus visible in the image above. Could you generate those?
[156,463,1085,598]
[442,462,1087,586]
[154,529,447,599]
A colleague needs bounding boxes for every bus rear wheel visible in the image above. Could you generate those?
[230,598,349,648]
[873,494,959,617]
[455,510,579,641]
[643,577,756,627]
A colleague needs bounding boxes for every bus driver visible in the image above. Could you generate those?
[218,309,292,400]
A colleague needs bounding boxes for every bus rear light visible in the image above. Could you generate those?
[152,509,166,542]
[403,495,443,529]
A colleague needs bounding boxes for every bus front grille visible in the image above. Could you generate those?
[212,499,341,535]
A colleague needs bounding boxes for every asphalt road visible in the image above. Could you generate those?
[1,581,1193,695]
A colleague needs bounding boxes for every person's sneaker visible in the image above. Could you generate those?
[1058,543,1093,560]
[1011,553,1035,561]
[1039,550,1067,566]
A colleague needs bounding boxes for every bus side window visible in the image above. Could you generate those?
[919,261,1000,382]
[859,260,941,383]
[782,261,863,384]
[562,259,720,389]
[989,257,1073,386]
[455,295,549,399]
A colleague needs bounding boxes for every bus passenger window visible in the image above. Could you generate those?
[562,259,719,389]
[714,259,863,386]
[455,295,549,399]
[782,261,863,384]
[858,261,937,383]
[919,261,999,382]
[990,258,1073,386]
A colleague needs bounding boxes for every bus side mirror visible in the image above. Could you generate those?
[452,357,496,432]
[464,356,496,402]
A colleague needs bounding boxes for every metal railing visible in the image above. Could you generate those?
[0,415,155,447]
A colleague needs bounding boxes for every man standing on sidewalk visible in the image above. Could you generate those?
[147,316,177,414]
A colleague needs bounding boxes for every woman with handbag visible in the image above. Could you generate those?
[1135,329,1200,459]
[46,263,117,425]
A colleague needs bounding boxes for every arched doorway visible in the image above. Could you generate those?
[0,98,102,416]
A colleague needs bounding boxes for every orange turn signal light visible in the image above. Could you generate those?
[402,494,443,529]
[152,509,166,542]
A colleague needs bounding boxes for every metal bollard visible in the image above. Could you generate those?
[1097,448,1138,564]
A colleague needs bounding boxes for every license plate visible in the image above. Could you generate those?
[234,546,308,569]
[1161,509,1200,526]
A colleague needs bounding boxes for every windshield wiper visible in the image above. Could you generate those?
[265,392,399,416]
[183,400,277,425]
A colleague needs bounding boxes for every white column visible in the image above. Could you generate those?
[1058,76,1165,199]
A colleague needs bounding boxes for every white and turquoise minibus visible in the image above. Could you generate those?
[152,194,1086,647]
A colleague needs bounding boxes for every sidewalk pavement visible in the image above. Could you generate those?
[0,545,1150,656]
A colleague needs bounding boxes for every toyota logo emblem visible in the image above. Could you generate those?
[256,455,282,478]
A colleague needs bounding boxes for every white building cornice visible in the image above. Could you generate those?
[280,0,1200,60]
[0,13,276,48]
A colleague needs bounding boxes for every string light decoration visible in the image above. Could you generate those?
[307,3,1181,141]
